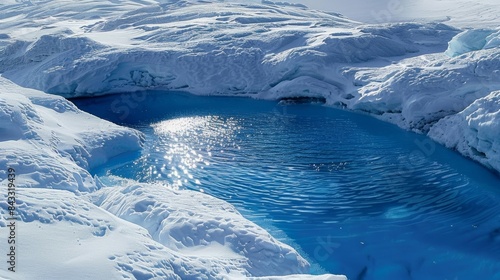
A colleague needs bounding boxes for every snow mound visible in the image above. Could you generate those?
[0,188,181,279]
[0,188,248,279]
[429,90,500,172]
[0,187,346,279]
[90,176,314,277]
[0,77,143,192]
[349,48,500,132]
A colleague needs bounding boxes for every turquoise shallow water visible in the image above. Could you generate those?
[73,91,500,280]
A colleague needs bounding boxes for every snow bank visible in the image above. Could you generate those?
[0,1,458,97]
[0,188,184,279]
[429,90,500,172]
[0,187,346,279]
[0,77,143,192]
[90,177,314,277]
[349,48,500,132]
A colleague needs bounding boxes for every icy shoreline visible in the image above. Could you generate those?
[0,77,344,279]
[0,0,499,278]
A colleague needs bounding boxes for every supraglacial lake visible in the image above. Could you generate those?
[73,91,500,280]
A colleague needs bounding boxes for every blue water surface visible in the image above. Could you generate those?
[73,91,500,280]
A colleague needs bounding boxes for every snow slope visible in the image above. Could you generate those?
[428,90,500,173]
[0,77,143,192]
[0,1,462,97]
[0,76,344,278]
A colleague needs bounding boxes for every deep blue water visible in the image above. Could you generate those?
[73,91,500,280]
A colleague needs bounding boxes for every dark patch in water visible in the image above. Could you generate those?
[405,265,413,278]
[356,266,368,280]
[490,227,500,241]
[278,96,326,105]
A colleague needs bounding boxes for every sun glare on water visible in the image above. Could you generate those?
[150,116,242,189]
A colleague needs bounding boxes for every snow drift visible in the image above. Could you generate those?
[0,78,143,192]
[91,177,310,277]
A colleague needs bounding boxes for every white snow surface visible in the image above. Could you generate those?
[91,177,311,277]
[0,0,500,278]
[429,90,500,172]
[0,77,143,192]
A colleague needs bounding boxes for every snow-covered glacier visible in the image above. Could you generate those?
[1,0,499,173]
[0,0,499,279]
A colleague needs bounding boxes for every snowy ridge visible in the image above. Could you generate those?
[349,48,500,131]
[0,77,344,278]
[0,0,457,96]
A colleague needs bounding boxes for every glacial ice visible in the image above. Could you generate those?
[1,0,500,278]
[445,29,499,57]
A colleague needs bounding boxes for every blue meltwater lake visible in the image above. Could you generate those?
[73,91,500,280]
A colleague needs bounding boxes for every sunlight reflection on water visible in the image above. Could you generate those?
[74,91,500,280]
[151,116,242,188]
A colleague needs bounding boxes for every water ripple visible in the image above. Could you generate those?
[81,92,500,280]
